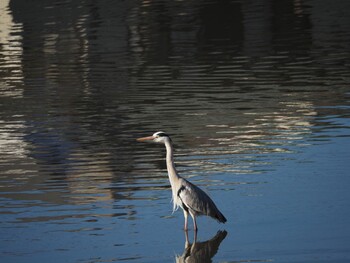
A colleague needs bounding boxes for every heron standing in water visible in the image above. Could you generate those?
[137,131,227,231]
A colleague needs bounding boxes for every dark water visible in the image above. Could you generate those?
[1,0,350,262]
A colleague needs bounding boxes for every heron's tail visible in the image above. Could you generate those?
[215,210,227,223]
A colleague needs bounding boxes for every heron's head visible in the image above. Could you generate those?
[137,131,171,144]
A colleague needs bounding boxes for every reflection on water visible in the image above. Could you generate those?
[0,0,23,98]
[1,0,350,262]
[176,230,227,263]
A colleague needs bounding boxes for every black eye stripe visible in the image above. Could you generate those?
[157,132,168,137]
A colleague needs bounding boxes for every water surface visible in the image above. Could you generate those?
[1,0,350,262]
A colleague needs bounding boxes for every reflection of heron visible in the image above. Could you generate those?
[137,131,227,231]
[176,230,228,263]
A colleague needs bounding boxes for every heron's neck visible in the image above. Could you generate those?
[164,140,180,183]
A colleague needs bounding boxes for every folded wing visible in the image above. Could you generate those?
[177,179,227,223]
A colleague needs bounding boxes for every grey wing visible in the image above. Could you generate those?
[178,179,227,223]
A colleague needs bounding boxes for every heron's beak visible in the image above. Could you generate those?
[136,136,155,142]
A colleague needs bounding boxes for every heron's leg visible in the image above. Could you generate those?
[189,212,198,231]
[193,229,198,244]
[183,210,189,231]
[184,229,190,248]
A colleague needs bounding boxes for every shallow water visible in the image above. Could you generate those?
[1,0,350,262]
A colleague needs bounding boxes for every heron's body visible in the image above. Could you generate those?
[137,131,227,231]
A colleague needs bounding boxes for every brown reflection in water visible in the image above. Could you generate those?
[1,0,349,209]
[2,1,136,209]
[0,0,24,98]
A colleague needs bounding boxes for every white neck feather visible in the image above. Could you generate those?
[164,139,181,212]
[164,139,179,182]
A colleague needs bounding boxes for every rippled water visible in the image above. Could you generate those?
[1,0,350,262]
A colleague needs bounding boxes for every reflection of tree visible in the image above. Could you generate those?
[176,230,227,263]
[3,0,350,209]
[197,0,243,55]
[271,0,312,53]
[0,0,24,98]
[6,0,139,208]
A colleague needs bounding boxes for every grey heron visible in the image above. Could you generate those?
[137,131,227,231]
